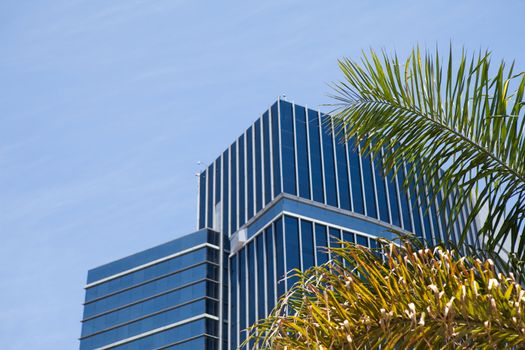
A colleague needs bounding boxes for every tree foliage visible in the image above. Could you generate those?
[330,47,525,278]
[248,241,525,349]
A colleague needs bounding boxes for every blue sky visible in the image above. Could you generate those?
[1,1,524,349]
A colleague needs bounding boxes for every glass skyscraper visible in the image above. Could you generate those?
[80,98,477,350]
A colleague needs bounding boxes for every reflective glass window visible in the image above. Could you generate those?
[274,217,285,298]
[386,168,401,228]
[356,234,368,247]
[207,164,214,228]
[83,263,213,323]
[85,247,213,310]
[256,235,266,319]
[295,105,310,199]
[198,171,206,229]
[280,101,296,195]
[321,115,337,207]
[238,249,246,345]
[272,103,282,196]
[428,180,443,244]
[238,136,245,227]
[372,151,390,223]
[284,216,300,288]
[334,123,351,210]
[263,112,272,205]
[247,242,256,327]
[230,143,237,233]
[109,318,207,350]
[230,255,237,350]
[300,220,315,270]
[81,298,213,347]
[315,224,328,264]
[343,230,355,243]
[246,126,254,220]
[222,150,229,234]
[396,163,413,232]
[348,139,364,214]
[405,163,423,239]
[264,226,275,312]
[215,157,221,205]
[247,241,257,349]
[329,227,341,262]
[361,142,377,219]
[308,110,324,203]
[254,120,263,212]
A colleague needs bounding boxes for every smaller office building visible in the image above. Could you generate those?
[79,229,228,350]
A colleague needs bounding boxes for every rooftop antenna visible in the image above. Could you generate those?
[195,161,205,176]
[281,94,287,101]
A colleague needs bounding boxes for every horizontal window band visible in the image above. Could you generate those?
[93,313,219,350]
[80,296,218,340]
[156,333,219,350]
[85,243,220,289]
[82,278,219,322]
[84,260,219,305]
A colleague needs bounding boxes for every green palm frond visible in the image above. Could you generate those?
[329,47,525,276]
[248,241,525,349]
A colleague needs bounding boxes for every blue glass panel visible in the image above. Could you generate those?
[308,109,324,203]
[246,126,254,220]
[222,150,229,235]
[284,216,300,288]
[215,157,221,205]
[315,224,328,264]
[81,298,212,347]
[87,229,216,284]
[256,235,266,319]
[247,241,256,349]
[300,220,315,270]
[280,101,296,195]
[199,171,206,229]
[238,136,246,227]
[334,123,351,210]
[254,120,263,212]
[274,217,285,298]
[207,164,214,228]
[372,152,390,223]
[230,255,237,350]
[348,139,364,214]
[230,142,237,233]
[265,226,275,312]
[405,163,423,239]
[361,142,377,219]
[386,168,401,228]
[418,179,433,245]
[238,249,246,345]
[356,234,368,247]
[247,242,256,327]
[396,164,413,232]
[321,115,337,207]
[83,263,212,326]
[85,248,212,311]
[108,318,207,350]
[263,112,272,205]
[342,230,355,243]
[295,105,311,199]
[272,103,282,196]
[329,227,341,262]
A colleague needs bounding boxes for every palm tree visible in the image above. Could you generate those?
[247,47,525,348]
[249,241,525,349]
[330,47,525,277]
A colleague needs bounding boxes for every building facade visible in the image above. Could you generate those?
[79,229,228,350]
[80,98,477,350]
